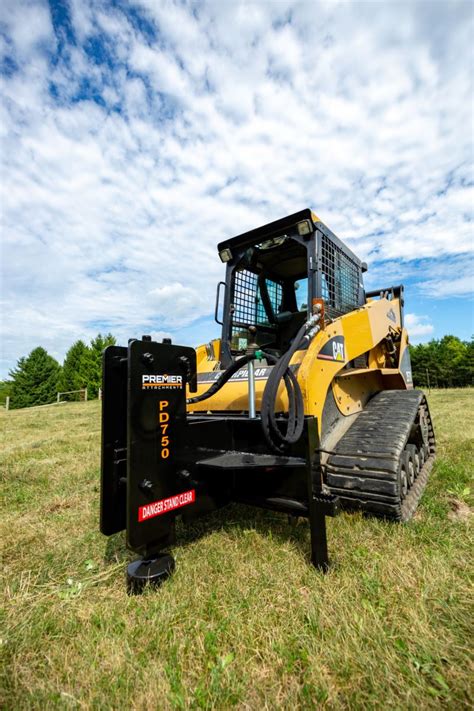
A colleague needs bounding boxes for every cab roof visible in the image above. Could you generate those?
[217,209,321,254]
[217,208,362,268]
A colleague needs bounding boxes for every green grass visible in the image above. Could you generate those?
[1,390,472,709]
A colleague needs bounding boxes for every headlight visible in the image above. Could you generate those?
[219,248,232,263]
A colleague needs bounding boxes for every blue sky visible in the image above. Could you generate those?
[0,0,473,377]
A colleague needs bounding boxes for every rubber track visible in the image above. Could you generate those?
[325,390,436,521]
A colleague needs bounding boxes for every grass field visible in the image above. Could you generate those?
[1,389,472,709]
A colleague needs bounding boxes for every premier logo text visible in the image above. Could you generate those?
[142,374,183,389]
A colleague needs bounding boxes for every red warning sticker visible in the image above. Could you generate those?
[138,490,195,522]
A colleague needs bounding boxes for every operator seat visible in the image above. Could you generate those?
[275,310,307,353]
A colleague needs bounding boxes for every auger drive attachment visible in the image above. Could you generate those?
[100,209,435,592]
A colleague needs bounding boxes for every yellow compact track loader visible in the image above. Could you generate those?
[100,209,435,591]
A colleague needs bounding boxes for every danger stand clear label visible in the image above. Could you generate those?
[138,490,195,522]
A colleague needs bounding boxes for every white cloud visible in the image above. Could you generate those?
[405,314,435,341]
[420,276,474,299]
[0,0,473,375]
[0,0,55,58]
[149,283,210,327]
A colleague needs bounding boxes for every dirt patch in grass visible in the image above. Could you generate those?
[448,498,472,522]
[1,391,473,709]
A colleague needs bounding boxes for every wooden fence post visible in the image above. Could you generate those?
[5,396,10,411]
[84,388,88,402]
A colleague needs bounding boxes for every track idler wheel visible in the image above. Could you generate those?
[413,447,421,479]
[404,445,417,486]
[399,452,409,499]
[419,446,426,470]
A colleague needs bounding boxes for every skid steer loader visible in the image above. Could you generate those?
[100,209,435,591]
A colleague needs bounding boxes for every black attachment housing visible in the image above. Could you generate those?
[100,335,339,590]
[101,338,197,557]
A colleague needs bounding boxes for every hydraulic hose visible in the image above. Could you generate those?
[187,315,321,454]
[260,321,307,453]
[259,314,321,453]
[186,353,257,405]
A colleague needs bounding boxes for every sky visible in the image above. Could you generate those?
[0,0,473,378]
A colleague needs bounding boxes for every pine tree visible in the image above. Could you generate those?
[0,380,12,406]
[87,333,116,398]
[9,347,61,409]
[58,340,92,399]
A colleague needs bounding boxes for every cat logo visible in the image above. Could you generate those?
[317,336,346,363]
[387,308,397,323]
[332,341,345,361]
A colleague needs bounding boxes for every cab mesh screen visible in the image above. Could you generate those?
[231,269,282,350]
[321,234,360,318]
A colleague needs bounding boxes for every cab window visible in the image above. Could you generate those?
[294,278,308,311]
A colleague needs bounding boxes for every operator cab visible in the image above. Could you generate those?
[216,209,366,367]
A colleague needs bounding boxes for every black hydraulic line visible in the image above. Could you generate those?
[260,321,308,453]
[186,353,256,405]
[187,318,319,455]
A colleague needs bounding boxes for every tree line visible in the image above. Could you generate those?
[1,333,472,410]
[409,335,473,389]
[1,334,115,409]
